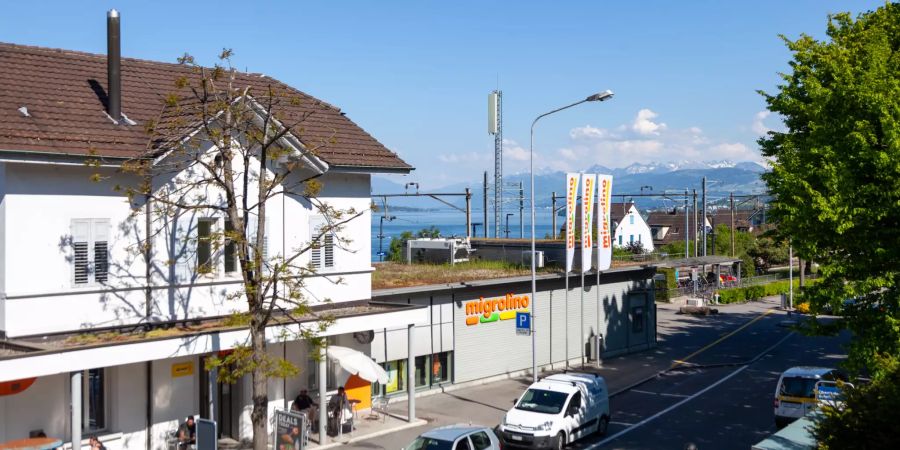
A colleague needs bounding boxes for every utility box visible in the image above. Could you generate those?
[406,238,472,265]
[521,250,545,268]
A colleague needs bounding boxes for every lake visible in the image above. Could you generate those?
[369,209,558,261]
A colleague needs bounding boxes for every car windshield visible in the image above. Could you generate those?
[781,377,819,398]
[406,437,454,450]
[515,388,569,414]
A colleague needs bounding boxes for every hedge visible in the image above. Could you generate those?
[655,267,678,302]
[717,278,820,304]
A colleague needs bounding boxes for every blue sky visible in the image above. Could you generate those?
[0,1,884,188]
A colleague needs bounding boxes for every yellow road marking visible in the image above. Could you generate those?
[671,308,778,368]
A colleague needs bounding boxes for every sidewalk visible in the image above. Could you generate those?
[343,296,781,449]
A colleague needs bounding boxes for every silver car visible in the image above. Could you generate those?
[405,424,502,450]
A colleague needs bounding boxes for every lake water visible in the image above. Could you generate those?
[369,209,557,261]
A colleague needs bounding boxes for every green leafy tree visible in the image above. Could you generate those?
[748,236,789,272]
[760,3,900,374]
[760,6,900,444]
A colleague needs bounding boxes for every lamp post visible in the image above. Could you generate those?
[505,213,515,238]
[529,90,614,383]
[378,215,396,261]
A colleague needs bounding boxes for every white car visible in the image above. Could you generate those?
[499,373,610,449]
[773,366,847,428]
[405,424,502,450]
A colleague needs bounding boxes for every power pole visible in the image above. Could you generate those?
[465,188,472,239]
[730,192,736,257]
[684,189,690,258]
[551,191,558,239]
[483,171,489,237]
[693,189,698,257]
[702,177,708,257]
[519,181,525,238]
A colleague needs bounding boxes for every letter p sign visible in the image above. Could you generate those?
[516,312,531,336]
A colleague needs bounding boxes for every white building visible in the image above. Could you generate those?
[0,30,425,449]
[610,203,654,253]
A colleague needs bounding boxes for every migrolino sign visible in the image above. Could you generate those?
[464,293,530,326]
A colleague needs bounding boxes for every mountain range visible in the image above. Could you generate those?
[372,160,768,212]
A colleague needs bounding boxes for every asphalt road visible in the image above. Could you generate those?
[347,300,850,450]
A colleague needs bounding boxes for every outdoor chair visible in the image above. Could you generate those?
[370,397,389,423]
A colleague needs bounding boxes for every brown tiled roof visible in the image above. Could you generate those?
[0,42,411,171]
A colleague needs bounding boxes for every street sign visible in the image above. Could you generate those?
[516,311,531,336]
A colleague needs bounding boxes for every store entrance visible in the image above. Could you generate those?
[199,355,242,439]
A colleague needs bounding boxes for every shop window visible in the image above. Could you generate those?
[82,368,107,432]
[431,352,451,384]
[632,306,645,333]
[383,360,406,394]
[415,355,428,388]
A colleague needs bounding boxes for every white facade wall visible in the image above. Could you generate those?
[0,161,373,337]
[613,205,654,252]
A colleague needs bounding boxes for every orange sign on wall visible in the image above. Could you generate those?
[464,293,530,326]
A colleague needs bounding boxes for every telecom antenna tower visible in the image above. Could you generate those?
[488,91,503,238]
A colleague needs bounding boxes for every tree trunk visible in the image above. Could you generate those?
[250,320,269,450]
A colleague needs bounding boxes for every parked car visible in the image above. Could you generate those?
[405,424,502,450]
[773,366,848,428]
[499,373,610,449]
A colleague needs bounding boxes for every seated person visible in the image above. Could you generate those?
[177,416,196,450]
[291,389,317,411]
[89,436,106,450]
[328,387,361,425]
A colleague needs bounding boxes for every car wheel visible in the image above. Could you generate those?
[555,432,566,450]
[597,415,610,436]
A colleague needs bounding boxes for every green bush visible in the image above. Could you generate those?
[715,278,820,304]
[655,268,677,302]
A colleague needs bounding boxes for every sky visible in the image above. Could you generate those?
[0,0,886,188]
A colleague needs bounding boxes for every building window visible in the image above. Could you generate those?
[71,219,110,285]
[629,215,635,225]
[383,360,406,394]
[224,219,237,274]
[618,235,623,245]
[82,368,107,432]
[310,217,335,270]
[630,234,634,243]
[196,218,216,273]
[431,352,450,384]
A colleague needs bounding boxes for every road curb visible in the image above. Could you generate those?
[313,419,428,449]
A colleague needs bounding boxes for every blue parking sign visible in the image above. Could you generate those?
[516,312,531,336]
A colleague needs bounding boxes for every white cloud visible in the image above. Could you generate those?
[437,152,490,164]
[752,110,771,135]
[503,138,531,161]
[632,109,667,136]
[570,125,611,140]
[540,109,764,172]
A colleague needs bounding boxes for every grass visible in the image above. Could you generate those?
[372,260,555,290]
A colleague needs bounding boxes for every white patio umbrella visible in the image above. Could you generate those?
[325,345,390,384]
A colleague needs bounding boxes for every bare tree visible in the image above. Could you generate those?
[114,50,361,448]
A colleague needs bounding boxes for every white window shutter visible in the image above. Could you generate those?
[309,216,325,269]
[92,219,111,283]
[72,219,91,285]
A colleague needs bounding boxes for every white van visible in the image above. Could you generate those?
[773,366,847,428]
[499,373,610,450]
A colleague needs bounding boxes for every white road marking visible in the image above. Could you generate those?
[609,421,635,427]
[629,389,690,398]
[590,332,795,448]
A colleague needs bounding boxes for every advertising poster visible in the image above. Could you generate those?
[596,175,614,271]
[565,173,579,273]
[274,410,304,450]
[581,174,596,273]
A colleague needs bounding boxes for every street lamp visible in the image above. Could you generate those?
[505,213,515,238]
[378,215,396,261]
[529,90,614,382]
